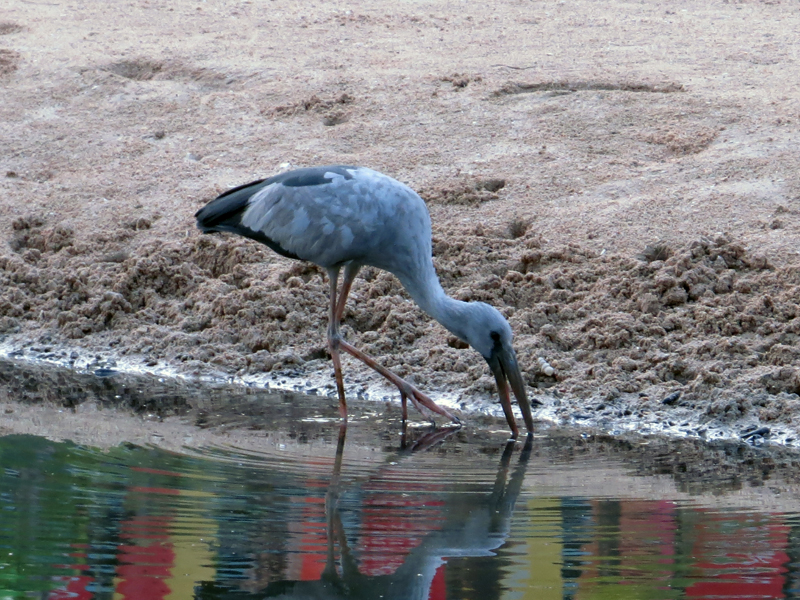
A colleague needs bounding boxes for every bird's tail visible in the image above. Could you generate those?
[194,179,301,260]
[194,179,265,234]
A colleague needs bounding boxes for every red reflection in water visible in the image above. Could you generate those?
[359,494,445,576]
[283,469,447,585]
[48,498,179,600]
[428,563,446,600]
[48,575,93,600]
[358,471,445,577]
[294,494,328,581]
[576,500,792,600]
[130,467,186,478]
[285,460,338,581]
[685,511,790,600]
[49,545,93,600]
[115,514,176,600]
[130,486,181,496]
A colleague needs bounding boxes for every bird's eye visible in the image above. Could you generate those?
[490,331,501,342]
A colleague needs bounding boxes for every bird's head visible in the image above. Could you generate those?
[460,303,534,437]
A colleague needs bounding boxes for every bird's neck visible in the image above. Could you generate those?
[396,262,471,343]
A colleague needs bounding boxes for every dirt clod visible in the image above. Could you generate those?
[0,22,24,35]
[0,49,20,76]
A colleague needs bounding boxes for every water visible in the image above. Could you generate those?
[1,357,799,599]
[1,425,800,600]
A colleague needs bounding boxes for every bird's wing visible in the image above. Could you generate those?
[196,166,428,269]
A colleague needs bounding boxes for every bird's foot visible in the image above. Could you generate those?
[400,388,433,424]
[335,338,461,426]
[396,381,461,427]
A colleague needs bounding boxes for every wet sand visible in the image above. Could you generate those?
[3,356,800,514]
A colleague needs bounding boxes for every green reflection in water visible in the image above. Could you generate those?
[0,432,798,600]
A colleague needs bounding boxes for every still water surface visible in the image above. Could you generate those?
[1,424,800,600]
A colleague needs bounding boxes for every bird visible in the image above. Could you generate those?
[195,165,534,436]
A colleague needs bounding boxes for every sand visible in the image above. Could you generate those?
[1,0,800,443]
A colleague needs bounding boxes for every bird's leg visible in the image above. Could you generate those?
[326,267,348,421]
[329,263,363,421]
[400,391,408,422]
[333,262,361,325]
[404,388,434,425]
[337,339,460,425]
[399,389,429,426]
[333,263,460,426]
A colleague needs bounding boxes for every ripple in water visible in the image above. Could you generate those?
[0,428,799,599]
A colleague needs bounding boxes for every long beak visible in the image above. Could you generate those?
[487,346,534,437]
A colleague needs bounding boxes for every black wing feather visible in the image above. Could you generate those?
[195,178,302,260]
[195,166,359,261]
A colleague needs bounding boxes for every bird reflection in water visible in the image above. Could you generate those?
[200,426,532,599]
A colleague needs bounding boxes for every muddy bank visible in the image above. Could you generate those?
[2,0,800,443]
[2,225,799,445]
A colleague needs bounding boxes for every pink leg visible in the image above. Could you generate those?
[338,339,460,425]
[326,268,348,421]
[329,264,460,426]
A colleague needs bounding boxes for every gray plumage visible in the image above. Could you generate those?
[197,166,429,273]
[196,165,533,435]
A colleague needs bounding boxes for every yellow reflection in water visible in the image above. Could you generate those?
[111,489,218,600]
[503,498,563,600]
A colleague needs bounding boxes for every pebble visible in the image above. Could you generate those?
[741,426,770,439]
